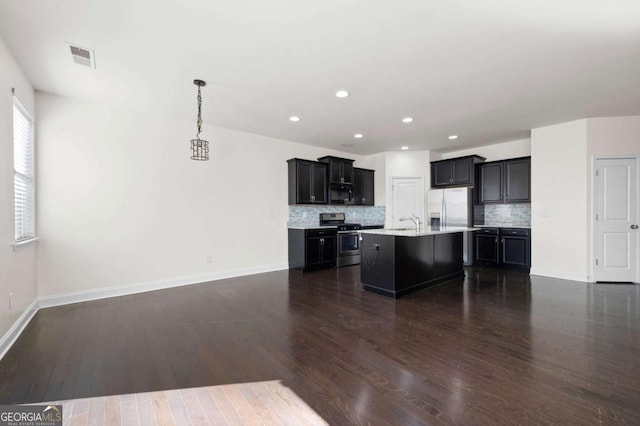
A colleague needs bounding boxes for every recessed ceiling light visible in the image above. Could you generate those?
[289,116,300,122]
[354,133,363,139]
[401,146,409,150]
[402,117,414,123]
[448,135,458,140]
[335,90,349,98]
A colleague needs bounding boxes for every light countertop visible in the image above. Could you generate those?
[360,226,479,237]
[474,224,531,229]
[288,222,385,230]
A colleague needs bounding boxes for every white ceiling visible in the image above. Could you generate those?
[1,0,639,155]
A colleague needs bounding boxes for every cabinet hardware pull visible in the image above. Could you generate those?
[632,225,639,230]
[495,237,498,243]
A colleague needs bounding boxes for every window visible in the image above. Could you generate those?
[13,97,35,242]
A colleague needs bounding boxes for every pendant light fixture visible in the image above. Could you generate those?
[190,79,209,161]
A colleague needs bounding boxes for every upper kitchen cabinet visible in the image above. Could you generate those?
[317,156,354,185]
[353,168,375,206]
[287,159,328,204]
[430,155,486,188]
[476,157,531,204]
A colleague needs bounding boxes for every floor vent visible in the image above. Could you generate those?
[68,43,96,68]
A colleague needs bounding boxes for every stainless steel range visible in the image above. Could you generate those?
[319,213,362,267]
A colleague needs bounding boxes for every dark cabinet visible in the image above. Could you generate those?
[477,157,530,204]
[474,227,530,270]
[353,168,375,206]
[318,156,354,185]
[477,163,503,203]
[475,228,500,263]
[287,159,327,205]
[504,158,531,203]
[288,228,337,271]
[431,155,485,188]
[500,228,530,268]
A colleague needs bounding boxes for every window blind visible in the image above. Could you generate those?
[13,97,35,242]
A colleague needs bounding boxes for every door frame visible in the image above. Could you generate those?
[389,176,425,229]
[591,155,640,284]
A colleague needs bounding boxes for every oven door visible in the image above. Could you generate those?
[338,232,360,257]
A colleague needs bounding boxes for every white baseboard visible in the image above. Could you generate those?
[0,299,39,361]
[1,262,288,361]
[38,262,289,308]
[529,268,589,283]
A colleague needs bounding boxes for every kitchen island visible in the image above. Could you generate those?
[360,226,478,298]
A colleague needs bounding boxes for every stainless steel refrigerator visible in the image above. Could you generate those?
[427,187,474,266]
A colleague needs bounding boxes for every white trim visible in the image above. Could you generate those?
[12,236,40,251]
[530,267,590,283]
[37,262,289,308]
[0,299,39,361]
[592,155,640,284]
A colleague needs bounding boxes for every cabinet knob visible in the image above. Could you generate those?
[632,224,639,230]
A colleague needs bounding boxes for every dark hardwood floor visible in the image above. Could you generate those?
[1,266,639,424]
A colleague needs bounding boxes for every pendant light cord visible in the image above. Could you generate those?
[197,85,203,139]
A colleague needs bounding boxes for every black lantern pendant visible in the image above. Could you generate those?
[190,79,209,161]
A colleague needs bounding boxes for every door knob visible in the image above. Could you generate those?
[632,224,639,230]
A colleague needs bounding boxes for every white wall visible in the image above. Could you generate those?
[0,37,37,340]
[36,92,367,298]
[383,150,431,228]
[586,116,640,281]
[439,138,531,162]
[530,119,589,281]
[530,116,640,283]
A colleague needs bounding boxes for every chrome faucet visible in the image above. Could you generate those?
[400,214,421,231]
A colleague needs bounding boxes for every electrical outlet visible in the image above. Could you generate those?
[206,254,213,264]
[302,212,307,219]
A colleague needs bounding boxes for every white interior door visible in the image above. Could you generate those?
[594,158,639,282]
[391,177,424,229]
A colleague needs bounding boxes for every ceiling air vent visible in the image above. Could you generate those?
[68,43,96,68]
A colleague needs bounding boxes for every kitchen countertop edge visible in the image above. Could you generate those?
[287,222,385,230]
[473,224,531,229]
[360,226,479,237]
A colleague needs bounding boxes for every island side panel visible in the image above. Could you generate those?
[360,233,396,294]
[434,232,464,280]
[395,235,435,293]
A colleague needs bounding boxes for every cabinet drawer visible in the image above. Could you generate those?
[476,228,499,235]
[306,229,337,238]
[500,228,529,237]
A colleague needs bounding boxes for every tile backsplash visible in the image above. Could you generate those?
[475,203,531,226]
[288,205,385,225]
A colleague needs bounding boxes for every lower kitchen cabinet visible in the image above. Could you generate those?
[475,228,500,263]
[501,229,530,269]
[288,228,337,271]
[474,227,530,270]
